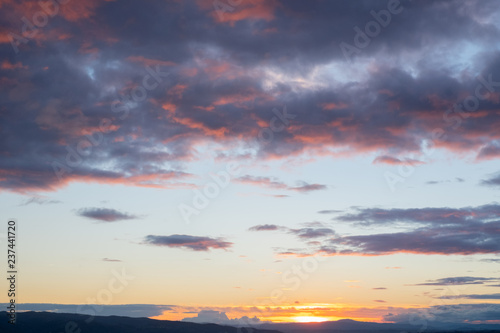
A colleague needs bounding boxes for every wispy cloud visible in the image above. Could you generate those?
[249,224,280,231]
[414,276,500,286]
[373,155,424,166]
[144,235,233,251]
[102,258,122,262]
[481,173,500,187]
[236,175,327,193]
[426,178,465,185]
[76,208,140,222]
[249,222,335,240]
[19,197,61,206]
[269,204,500,257]
[437,293,500,300]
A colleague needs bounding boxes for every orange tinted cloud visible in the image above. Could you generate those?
[1,60,26,70]
[198,0,280,25]
[127,56,177,67]
[372,155,424,166]
[60,0,115,22]
[320,102,348,110]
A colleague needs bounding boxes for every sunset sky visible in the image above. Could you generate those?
[1,0,500,326]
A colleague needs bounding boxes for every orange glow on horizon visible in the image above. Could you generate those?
[293,316,329,323]
[147,303,401,324]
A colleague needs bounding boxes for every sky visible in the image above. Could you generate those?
[1,0,500,327]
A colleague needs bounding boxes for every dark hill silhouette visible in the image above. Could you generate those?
[259,319,500,333]
[2,311,500,333]
[0,311,282,333]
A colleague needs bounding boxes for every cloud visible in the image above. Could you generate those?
[288,182,328,193]
[144,234,233,251]
[249,224,280,231]
[372,287,387,290]
[384,303,500,324]
[317,210,342,214]
[249,222,335,240]
[335,204,500,226]
[19,197,61,206]
[2,0,500,193]
[0,303,173,318]
[182,310,261,326]
[102,258,122,262]
[437,293,500,300]
[182,310,229,324]
[236,176,327,193]
[477,141,500,160]
[481,173,500,187]
[236,175,288,189]
[415,277,500,286]
[426,178,464,185]
[76,208,139,222]
[481,258,500,263]
[325,228,500,255]
[373,155,424,166]
[289,227,335,239]
[274,204,500,257]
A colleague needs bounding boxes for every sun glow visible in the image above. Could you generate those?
[293,316,329,323]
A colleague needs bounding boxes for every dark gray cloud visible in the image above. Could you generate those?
[77,207,139,222]
[0,303,173,318]
[275,204,500,257]
[249,224,280,231]
[249,222,335,240]
[481,258,500,263]
[289,182,328,193]
[481,173,500,187]
[437,293,500,300]
[335,204,500,226]
[326,226,500,255]
[1,0,500,192]
[415,276,500,286]
[144,234,232,251]
[317,210,342,214]
[384,303,500,324]
[289,227,335,239]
